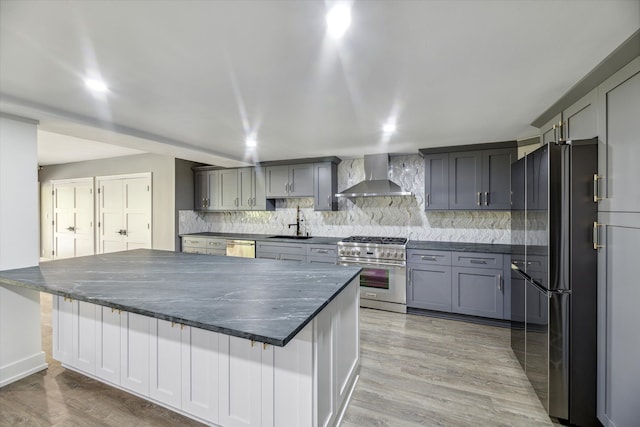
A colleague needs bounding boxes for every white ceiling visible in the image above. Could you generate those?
[1,1,638,167]
[37,130,144,166]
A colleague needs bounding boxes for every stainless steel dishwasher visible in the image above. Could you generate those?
[225,240,256,258]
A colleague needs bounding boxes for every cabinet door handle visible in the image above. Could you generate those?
[66,226,75,231]
[593,174,604,203]
[484,192,488,206]
[327,195,331,208]
[470,259,487,264]
[426,193,430,207]
[593,221,605,250]
[289,182,294,193]
[285,183,289,193]
[476,192,481,206]
[421,255,437,261]
[248,197,252,206]
[497,274,502,291]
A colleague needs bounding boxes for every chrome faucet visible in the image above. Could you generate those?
[288,205,302,236]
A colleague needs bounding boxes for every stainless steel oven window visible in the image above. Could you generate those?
[360,267,390,289]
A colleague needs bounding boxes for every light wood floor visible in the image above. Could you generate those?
[0,294,553,426]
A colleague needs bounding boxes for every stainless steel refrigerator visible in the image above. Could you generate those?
[510,139,599,426]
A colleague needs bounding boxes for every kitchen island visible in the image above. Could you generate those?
[0,249,362,427]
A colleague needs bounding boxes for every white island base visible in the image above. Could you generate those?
[52,279,360,427]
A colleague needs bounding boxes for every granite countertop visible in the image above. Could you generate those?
[180,232,342,245]
[0,249,361,347]
[407,240,513,254]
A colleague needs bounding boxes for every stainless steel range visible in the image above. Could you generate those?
[337,236,407,313]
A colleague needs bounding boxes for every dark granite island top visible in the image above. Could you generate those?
[0,249,361,347]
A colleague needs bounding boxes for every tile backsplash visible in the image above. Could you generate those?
[179,155,511,244]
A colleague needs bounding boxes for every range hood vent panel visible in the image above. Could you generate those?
[335,154,413,198]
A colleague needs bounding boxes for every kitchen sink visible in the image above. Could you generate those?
[268,235,312,240]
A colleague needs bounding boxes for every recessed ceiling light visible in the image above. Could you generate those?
[84,78,108,93]
[383,122,396,135]
[245,137,257,148]
[326,4,351,39]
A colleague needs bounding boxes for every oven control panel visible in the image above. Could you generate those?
[337,244,405,262]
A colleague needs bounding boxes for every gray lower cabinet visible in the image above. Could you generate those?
[306,244,337,264]
[407,249,507,320]
[407,266,452,311]
[451,267,504,319]
[256,241,306,262]
[181,236,226,255]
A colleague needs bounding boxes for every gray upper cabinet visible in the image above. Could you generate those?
[219,169,239,210]
[288,164,314,196]
[194,170,219,211]
[564,89,597,140]
[423,153,449,210]
[540,113,562,145]
[598,60,640,213]
[265,164,313,198]
[421,142,515,211]
[265,165,290,198]
[481,149,513,210]
[313,162,338,211]
[193,167,273,211]
[449,151,482,209]
[237,167,253,210]
[194,170,209,211]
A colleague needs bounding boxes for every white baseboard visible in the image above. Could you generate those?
[0,351,48,387]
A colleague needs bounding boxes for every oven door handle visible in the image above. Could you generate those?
[338,261,405,269]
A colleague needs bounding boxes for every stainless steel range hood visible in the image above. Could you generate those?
[335,154,412,197]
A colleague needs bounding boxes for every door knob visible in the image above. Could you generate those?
[66,226,75,231]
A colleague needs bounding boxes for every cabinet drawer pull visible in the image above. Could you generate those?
[421,255,437,261]
[470,259,488,264]
[593,174,604,203]
[365,292,377,298]
[316,249,329,254]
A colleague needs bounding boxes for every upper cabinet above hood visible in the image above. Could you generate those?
[335,154,412,197]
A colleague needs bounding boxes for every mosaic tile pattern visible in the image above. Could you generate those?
[179,155,511,244]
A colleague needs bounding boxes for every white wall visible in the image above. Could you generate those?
[39,153,177,253]
[0,114,39,269]
[0,113,47,387]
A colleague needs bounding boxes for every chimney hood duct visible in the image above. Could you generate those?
[335,154,412,197]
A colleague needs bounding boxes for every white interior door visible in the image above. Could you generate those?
[98,173,151,254]
[98,179,125,254]
[74,180,95,257]
[52,178,94,259]
[123,177,151,250]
